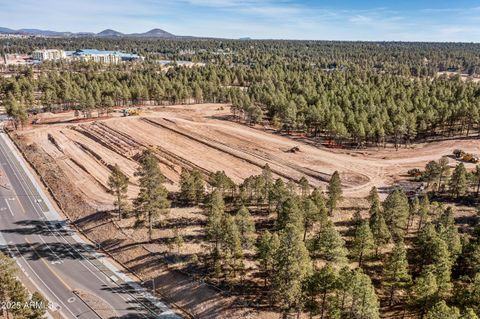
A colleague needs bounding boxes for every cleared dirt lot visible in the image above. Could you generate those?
[11,103,480,318]
[15,104,480,209]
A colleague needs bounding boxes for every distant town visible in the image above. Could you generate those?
[0,48,209,68]
[1,49,143,65]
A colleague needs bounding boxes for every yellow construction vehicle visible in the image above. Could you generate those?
[463,153,479,163]
[122,108,144,117]
[128,109,143,116]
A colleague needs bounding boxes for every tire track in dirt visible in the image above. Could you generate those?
[142,117,334,186]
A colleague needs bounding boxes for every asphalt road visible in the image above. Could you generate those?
[0,132,179,319]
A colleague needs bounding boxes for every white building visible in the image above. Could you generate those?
[66,49,140,64]
[32,49,66,61]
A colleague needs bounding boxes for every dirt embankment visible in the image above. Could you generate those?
[11,104,480,319]
[10,133,244,319]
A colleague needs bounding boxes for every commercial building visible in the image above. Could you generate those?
[66,49,143,64]
[32,49,66,61]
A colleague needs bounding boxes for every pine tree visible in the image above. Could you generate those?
[369,209,391,256]
[172,228,184,255]
[467,273,480,315]
[273,223,312,316]
[437,156,450,192]
[107,163,129,220]
[28,291,48,319]
[302,198,322,241]
[425,301,460,319]
[299,176,310,198]
[310,188,327,216]
[276,196,303,231]
[262,164,274,203]
[352,220,375,267]
[313,220,348,263]
[351,209,363,233]
[0,252,47,319]
[303,264,338,319]
[416,224,453,298]
[205,190,225,274]
[461,309,479,319]
[433,242,454,298]
[437,207,462,262]
[310,188,328,232]
[221,214,244,280]
[474,165,480,197]
[8,280,29,318]
[383,242,412,306]
[179,168,205,205]
[409,196,420,231]
[450,163,468,198]
[367,186,380,208]
[134,149,170,241]
[327,171,342,216]
[257,230,280,288]
[349,269,380,319]
[235,205,255,249]
[410,268,438,318]
[337,266,354,315]
[4,93,28,129]
[424,160,441,189]
[210,170,236,197]
[417,195,431,231]
[0,252,17,318]
[269,178,289,211]
[383,189,410,240]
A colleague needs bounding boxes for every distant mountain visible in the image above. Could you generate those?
[131,28,175,38]
[97,29,124,37]
[17,28,73,37]
[0,26,179,38]
[0,27,15,33]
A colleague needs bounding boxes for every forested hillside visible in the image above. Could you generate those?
[1,38,480,318]
[1,39,480,147]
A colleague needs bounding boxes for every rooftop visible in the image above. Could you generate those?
[67,49,140,59]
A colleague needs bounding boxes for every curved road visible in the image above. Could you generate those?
[0,132,180,319]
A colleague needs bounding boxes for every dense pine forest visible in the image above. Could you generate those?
[1,38,480,318]
[1,39,480,146]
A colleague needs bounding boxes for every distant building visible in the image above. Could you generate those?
[0,33,30,39]
[66,49,143,64]
[32,49,66,61]
[3,54,32,65]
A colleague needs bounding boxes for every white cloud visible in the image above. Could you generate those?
[349,15,373,24]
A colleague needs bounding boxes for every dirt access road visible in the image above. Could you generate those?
[15,104,480,209]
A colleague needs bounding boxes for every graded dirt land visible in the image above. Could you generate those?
[15,103,480,210]
[11,103,480,318]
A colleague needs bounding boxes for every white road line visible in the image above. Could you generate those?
[4,197,14,216]
[4,133,178,317]
[0,136,152,317]
[0,153,66,265]
[10,245,78,319]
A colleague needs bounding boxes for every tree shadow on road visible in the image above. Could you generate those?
[0,219,74,237]
[0,240,94,262]
[101,283,177,319]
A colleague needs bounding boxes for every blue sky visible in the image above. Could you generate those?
[1,0,480,41]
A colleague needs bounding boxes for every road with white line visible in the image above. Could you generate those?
[0,131,180,319]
